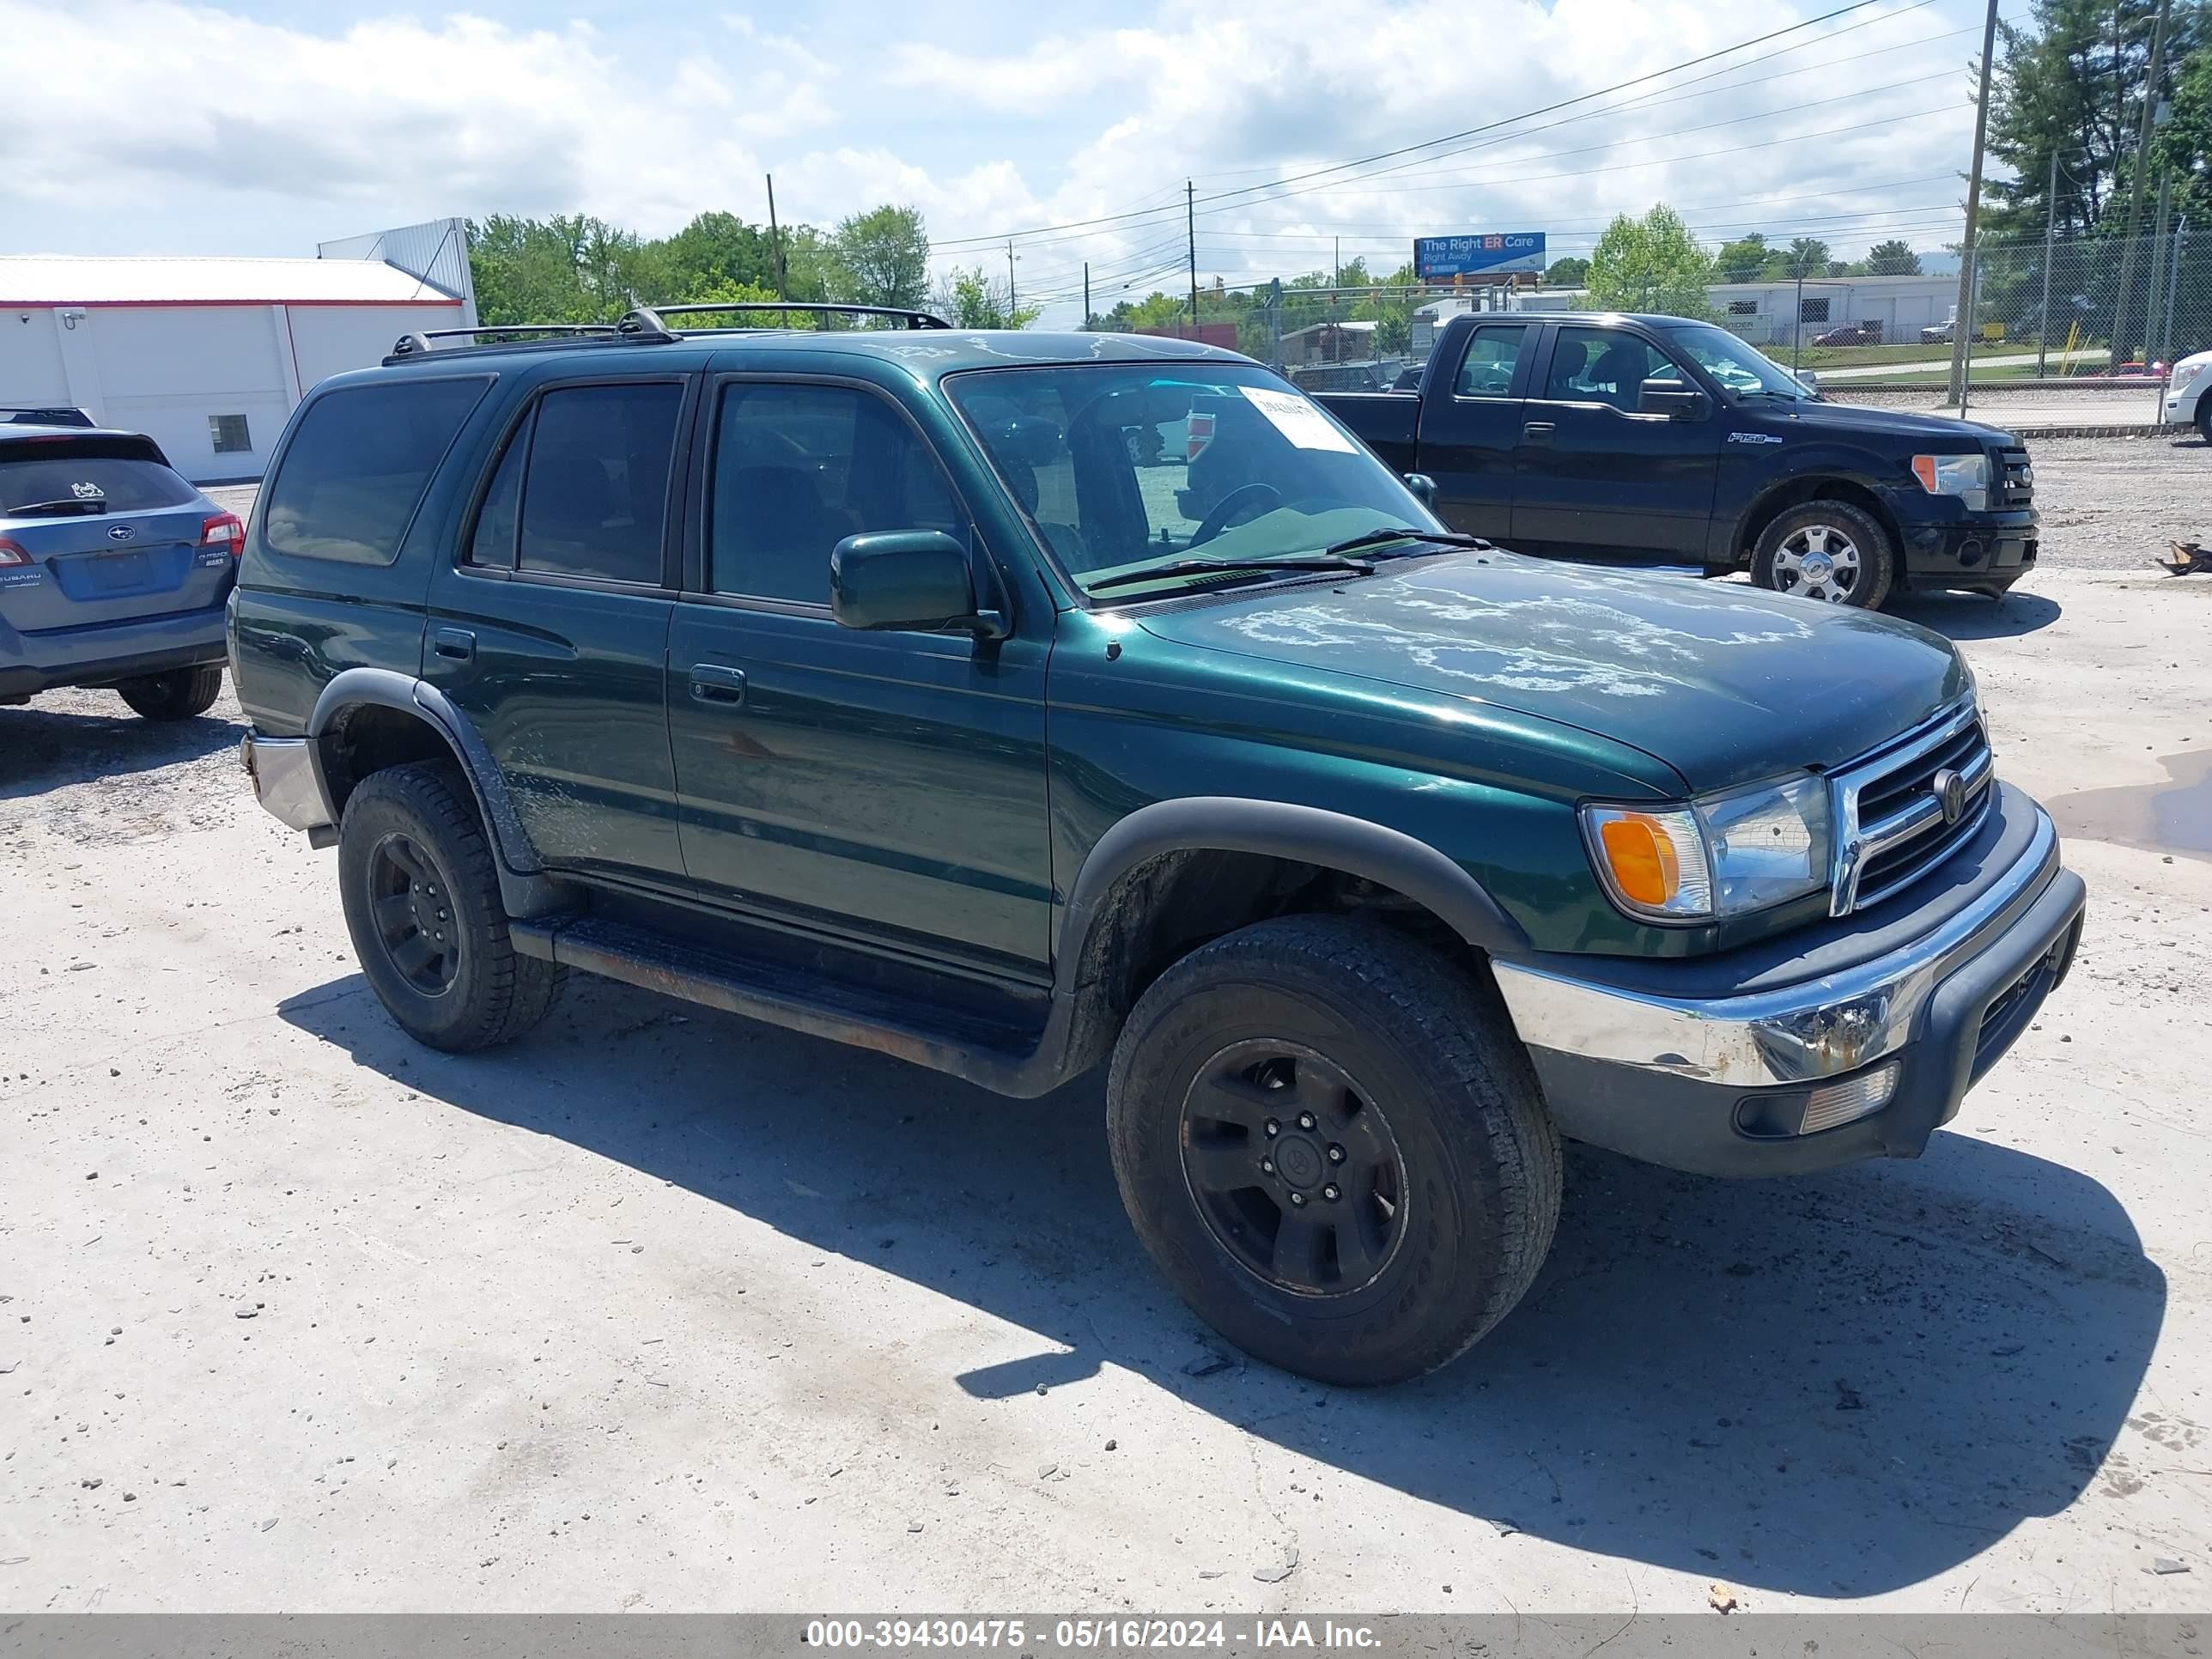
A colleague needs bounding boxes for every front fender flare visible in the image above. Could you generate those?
[1057,795,1529,981]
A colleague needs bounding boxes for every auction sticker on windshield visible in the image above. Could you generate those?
[1238,386,1358,453]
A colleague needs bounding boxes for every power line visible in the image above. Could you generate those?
[929,0,1920,249]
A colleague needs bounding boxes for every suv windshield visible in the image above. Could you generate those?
[946,362,1444,599]
[1658,324,1817,401]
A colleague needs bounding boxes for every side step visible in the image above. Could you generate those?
[509,914,1068,1097]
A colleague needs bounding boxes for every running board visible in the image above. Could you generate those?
[508,914,1073,1097]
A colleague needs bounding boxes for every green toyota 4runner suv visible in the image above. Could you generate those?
[229,305,2086,1386]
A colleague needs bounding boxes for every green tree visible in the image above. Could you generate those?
[1765,237,1832,279]
[1586,204,1715,318]
[659,211,781,296]
[935,265,1041,329]
[1864,240,1923,276]
[1544,255,1591,285]
[1713,234,1769,283]
[831,205,931,308]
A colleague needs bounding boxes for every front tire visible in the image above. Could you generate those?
[1752,500,1895,608]
[1105,915,1561,1386]
[337,762,563,1052]
[117,665,223,720]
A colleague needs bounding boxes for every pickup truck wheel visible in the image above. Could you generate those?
[337,761,564,1053]
[116,665,223,720]
[2196,400,2212,444]
[1753,501,1894,608]
[1106,915,1561,1386]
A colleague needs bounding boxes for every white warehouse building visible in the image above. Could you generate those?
[0,219,475,483]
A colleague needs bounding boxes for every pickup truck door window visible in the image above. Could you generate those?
[1510,325,1723,560]
[423,379,689,885]
[665,377,1053,979]
[1416,323,1529,540]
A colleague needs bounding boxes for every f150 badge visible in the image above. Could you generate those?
[1727,432,1784,444]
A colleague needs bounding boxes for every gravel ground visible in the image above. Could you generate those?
[2016,435,2212,570]
[3,563,2209,1614]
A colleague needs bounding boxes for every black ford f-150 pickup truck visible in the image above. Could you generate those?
[1295,311,2039,609]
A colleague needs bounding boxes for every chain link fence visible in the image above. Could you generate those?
[1142,226,2206,421]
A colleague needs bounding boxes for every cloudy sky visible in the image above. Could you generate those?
[2,0,1993,322]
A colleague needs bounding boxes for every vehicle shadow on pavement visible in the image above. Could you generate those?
[1890,589,2063,641]
[0,699,240,799]
[281,971,2164,1600]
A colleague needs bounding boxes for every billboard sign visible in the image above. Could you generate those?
[1413,232,1546,281]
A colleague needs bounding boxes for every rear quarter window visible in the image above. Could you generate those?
[0,447,197,514]
[262,377,490,565]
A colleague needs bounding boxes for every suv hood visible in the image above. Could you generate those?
[1754,398,2018,447]
[1135,552,1972,794]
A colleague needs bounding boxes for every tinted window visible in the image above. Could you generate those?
[0,451,196,514]
[263,379,488,564]
[1543,329,1677,410]
[710,384,963,604]
[1452,325,1527,397]
[517,383,683,584]
[465,416,530,569]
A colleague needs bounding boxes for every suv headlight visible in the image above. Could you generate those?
[1911,453,1990,511]
[1582,773,1832,922]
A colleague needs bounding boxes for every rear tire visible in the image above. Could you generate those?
[1105,915,1561,1386]
[117,665,223,720]
[337,762,564,1052]
[1752,500,1895,609]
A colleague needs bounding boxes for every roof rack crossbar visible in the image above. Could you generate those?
[634,301,952,331]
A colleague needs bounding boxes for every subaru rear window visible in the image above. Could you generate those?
[263,378,489,565]
[0,448,196,514]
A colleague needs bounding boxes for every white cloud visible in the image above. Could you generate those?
[0,0,1977,319]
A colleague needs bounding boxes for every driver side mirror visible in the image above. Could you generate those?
[1796,370,1821,394]
[830,531,1007,638]
[1404,472,1439,508]
[1638,380,1710,419]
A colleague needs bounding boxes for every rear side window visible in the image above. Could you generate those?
[708,383,963,604]
[0,447,196,514]
[263,378,489,565]
[1452,325,1528,398]
[515,384,683,584]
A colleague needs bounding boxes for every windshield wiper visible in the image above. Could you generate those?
[1087,554,1376,593]
[1322,526,1490,557]
[6,498,107,517]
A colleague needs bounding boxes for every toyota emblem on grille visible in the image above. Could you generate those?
[1933,767,1968,826]
[106,525,137,543]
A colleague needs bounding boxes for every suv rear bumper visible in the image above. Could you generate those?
[0,601,229,698]
[1492,799,2084,1176]
[240,732,334,835]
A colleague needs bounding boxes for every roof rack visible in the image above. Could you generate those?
[383,323,621,365]
[620,301,952,334]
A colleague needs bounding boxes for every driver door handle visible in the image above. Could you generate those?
[1522,422,1557,446]
[689,663,747,706]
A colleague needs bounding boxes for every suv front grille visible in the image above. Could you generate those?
[1995,447,2033,507]
[1830,703,1995,915]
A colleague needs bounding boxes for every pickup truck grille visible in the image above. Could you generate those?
[1994,447,2034,507]
[1830,703,1995,915]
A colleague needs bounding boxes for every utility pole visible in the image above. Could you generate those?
[2149,167,2173,358]
[2037,150,2060,374]
[1006,239,1017,320]
[2112,0,2173,363]
[1186,179,1200,337]
[1793,268,1807,375]
[1083,261,1091,331]
[1948,0,2002,403]
[765,173,787,301]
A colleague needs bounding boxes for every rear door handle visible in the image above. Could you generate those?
[689,664,748,706]
[432,627,476,662]
[1522,422,1557,446]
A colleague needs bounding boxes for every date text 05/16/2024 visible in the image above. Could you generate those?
[803,1620,1382,1651]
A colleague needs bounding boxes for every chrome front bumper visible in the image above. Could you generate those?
[1493,797,2085,1176]
[240,732,333,835]
[1496,808,2062,1090]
